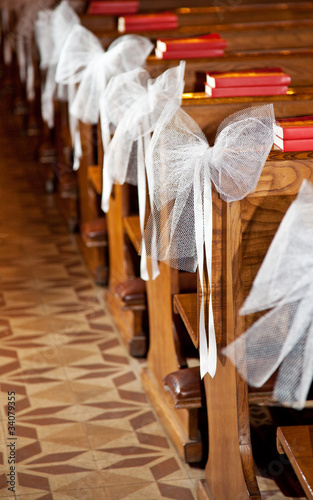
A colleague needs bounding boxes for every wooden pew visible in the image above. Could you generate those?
[99,89,313,466]
[277,425,313,499]
[171,145,313,497]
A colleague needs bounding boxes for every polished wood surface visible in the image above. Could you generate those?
[173,293,198,348]
[277,426,313,499]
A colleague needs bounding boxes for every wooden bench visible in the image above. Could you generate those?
[277,425,313,499]
[168,148,313,498]
[89,88,313,464]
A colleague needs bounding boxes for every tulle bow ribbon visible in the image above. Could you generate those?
[55,24,153,169]
[223,180,313,409]
[34,8,53,71]
[40,0,80,128]
[5,0,55,101]
[142,102,275,377]
[100,62,186,281]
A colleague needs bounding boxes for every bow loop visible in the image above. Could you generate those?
[55,24,103,85]
[209,105,275,201]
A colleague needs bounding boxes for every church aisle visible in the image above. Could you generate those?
[0,79,302,499]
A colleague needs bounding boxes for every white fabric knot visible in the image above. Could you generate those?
[223,180,313,409]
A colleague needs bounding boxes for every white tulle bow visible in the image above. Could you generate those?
[56,25,154,123]
[100,62,186,281]
[223,179,313,409]
[40,0,80,128]
[4,0,55,100]
[55,25,153,169]
[142,102,275,377]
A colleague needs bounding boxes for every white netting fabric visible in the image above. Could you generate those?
[99,66,150,159]
[142,102,275,377]
[101,61,185,209]
[143,102,275,271]
[34,8,53,70]
[39,0,80,128]
[3,0,55,100]
[222,179,313,409]
[55,24,153,169]
[100,62,185,280]
[56,25,154,124]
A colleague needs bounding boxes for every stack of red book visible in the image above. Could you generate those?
[117,12,178,32]
[155,33,227,60]
[205,67,291,98]
[274,116,313,152]
[87,1,139,15]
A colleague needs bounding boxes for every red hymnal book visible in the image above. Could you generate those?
[274,136,313,152]
[205,83,288,97]
[156,33,227,52]
[206,67,291,88]
[118,12,178,32]
[87,1,139,15]
[274,116,313,140]
[118,21,178,32]
[155,47,224,59]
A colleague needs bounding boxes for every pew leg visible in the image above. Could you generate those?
[197,356,260,499]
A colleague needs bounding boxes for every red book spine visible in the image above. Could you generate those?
[87,1,139,15]
[206,73,291,88]
[157,34,227,52]
[155,48,224,59]
[274,117,313,140]
[118,20,178,32]
[205,83,288,97]
[274,137,313,152]
[118,12,178,25]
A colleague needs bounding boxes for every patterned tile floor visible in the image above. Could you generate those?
[0,79,307,499]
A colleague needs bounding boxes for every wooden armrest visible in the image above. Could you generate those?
[277,425,313,499]
[81,217,107,248]
[113,278,147,308]
[164,366,204,410]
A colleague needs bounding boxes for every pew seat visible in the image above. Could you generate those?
[277,425,313,499]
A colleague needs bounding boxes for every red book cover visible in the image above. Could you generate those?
[205,83,288,98]
[87,1,139,15]
[156,33,227,52]
[206,67,291,88]
[155,47,224,59]
[274,136,313,152]
[118,12,177,24]
[118,19,178,32]
[274,116,313,140]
